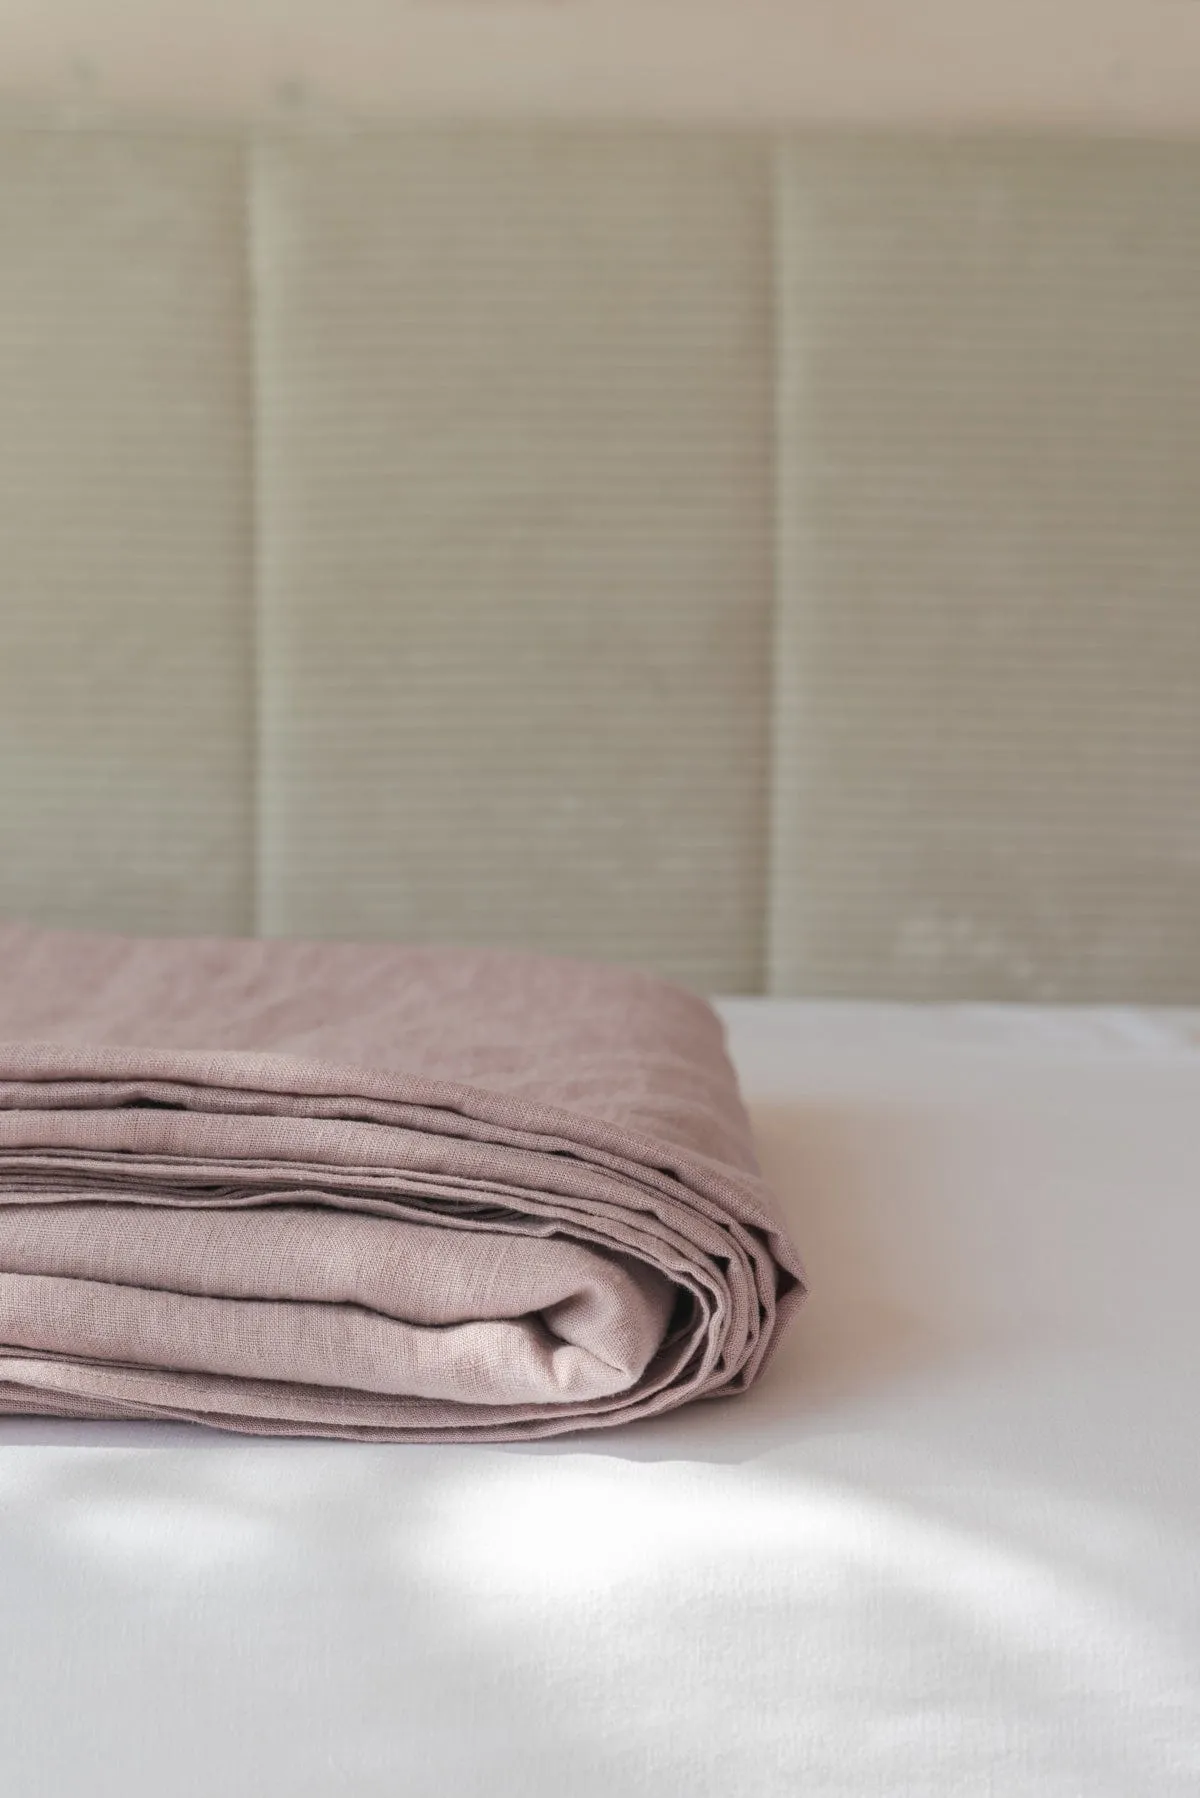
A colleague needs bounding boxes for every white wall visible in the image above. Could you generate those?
[3,0,1200,134]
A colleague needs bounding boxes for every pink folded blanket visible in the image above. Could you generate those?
[0,923,803,1441]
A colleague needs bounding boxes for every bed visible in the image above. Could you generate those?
[2,999,1198,1796]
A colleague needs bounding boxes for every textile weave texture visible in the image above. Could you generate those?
[0,924,803,1440]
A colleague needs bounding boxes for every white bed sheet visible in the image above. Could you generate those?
[2,1001,1198,1797]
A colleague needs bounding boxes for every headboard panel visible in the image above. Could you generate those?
[0,134,254,937]
[770,137,1200,1000]
[2,127,1199,997]
[253,134,773,993]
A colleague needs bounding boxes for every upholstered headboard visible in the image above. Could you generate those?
[2,106,1199,995]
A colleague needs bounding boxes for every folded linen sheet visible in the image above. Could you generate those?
[0,924,804,1440]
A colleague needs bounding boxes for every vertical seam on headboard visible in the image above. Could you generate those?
[763,135,789,1000]
[754,131,783,1000]
[241,132,266,937]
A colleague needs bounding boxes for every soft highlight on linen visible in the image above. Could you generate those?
[0,924,803,1440]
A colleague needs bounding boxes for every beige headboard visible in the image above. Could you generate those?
[2,123,1199,999]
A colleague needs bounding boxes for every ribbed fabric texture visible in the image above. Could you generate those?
[770,138,1200,999]
[2,128,1200,998]
[0,133,256,935]
[252,133,773,992]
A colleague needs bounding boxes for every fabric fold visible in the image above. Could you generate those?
[0,923,804,1441]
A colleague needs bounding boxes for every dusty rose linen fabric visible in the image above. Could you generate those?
[0,923,804,1440]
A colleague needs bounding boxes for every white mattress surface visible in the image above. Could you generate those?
[2,1000,1199,1796]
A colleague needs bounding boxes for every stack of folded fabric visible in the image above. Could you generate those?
[0,923,803,1441]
